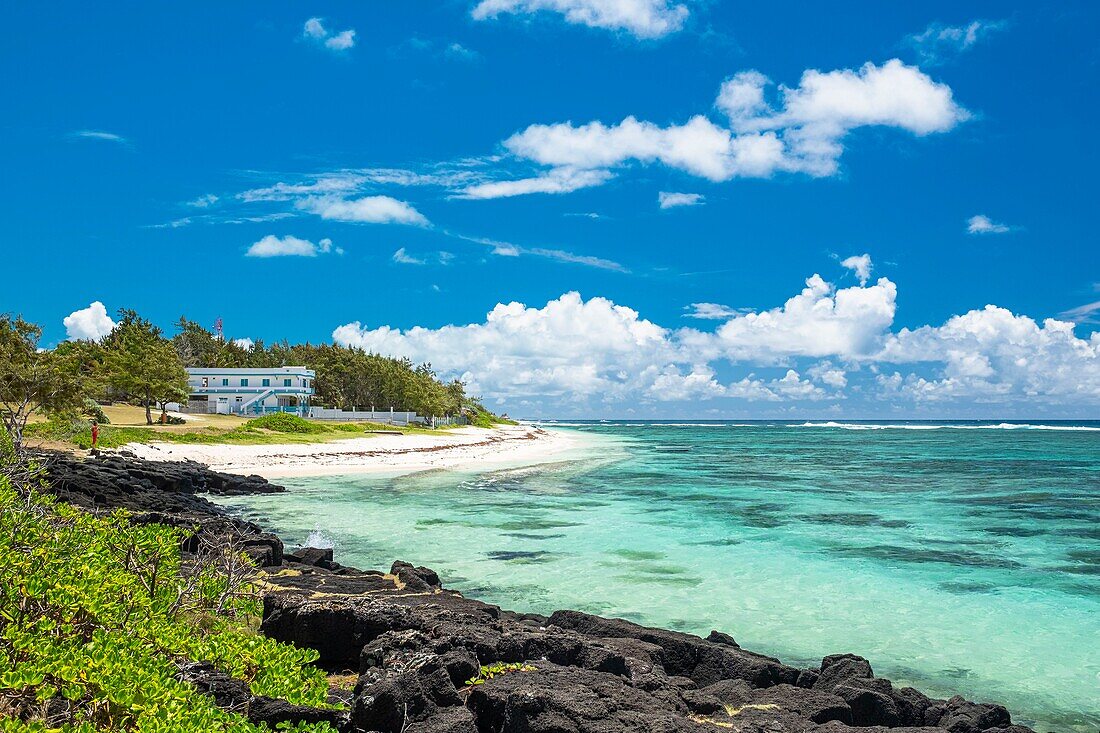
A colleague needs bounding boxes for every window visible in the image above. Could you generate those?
[240,378,249,387]
[222,378,229,386]
[283,378,292,387]
[262,378,270,387]
[304,379,310,388]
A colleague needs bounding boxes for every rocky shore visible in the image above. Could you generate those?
[40,453,1038,733]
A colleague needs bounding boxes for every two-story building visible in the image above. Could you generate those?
[184,367,315,416]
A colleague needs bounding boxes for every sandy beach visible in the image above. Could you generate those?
[121,424,579,478]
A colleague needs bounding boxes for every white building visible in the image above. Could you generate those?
[185,367,315,416]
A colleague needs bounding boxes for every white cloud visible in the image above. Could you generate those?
[771,369,829,400]
[392,247,426,265]
[967,214,1010,234]
[70,130,127,144]
[187,194,219,208]
[840,253,873,285]
[683,303,740,320]
[459,168,612,199]
[878,306,1100,402]
[1060,300,1100,324]
[233,338,255,349]
[696,274,898,363]
[303,17,356,51]
[471,0,689,39]
[63,302,116,342]
[246,235,339,257]
[238,175,365,203]
[329,265,1100,413]
[659,191,705,209]
[906,20,1007,65]
[334,292,674,401]
[298,196,430,226]
[492,59,967,196]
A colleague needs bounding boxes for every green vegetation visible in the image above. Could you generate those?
[24,415,448,450]
[0,438,337,731]
[104,311,189,426]
[0,315,89,451]
[463,662,537,687]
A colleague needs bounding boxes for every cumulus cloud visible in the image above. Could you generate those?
[303,17,356,51]
[967,214,1010,235]
[878,306,1100,403]
[906,20,1007,65]
[840,253,873,285]
[658,191,705,209]
[470,0,689,39]
[329,267,1100,413]
[482,59,967,197]
[233,338,255,349]
[298,196,430,226]
[63,302,116,341]
[246,235,341,257]
[692,274,898,363]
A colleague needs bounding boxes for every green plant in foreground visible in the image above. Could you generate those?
[464,662,537,687]
[0,444,337,732]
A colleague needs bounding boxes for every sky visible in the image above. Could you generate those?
[2,1,1099,419]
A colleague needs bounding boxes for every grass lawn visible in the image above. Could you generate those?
[25,405,463,450]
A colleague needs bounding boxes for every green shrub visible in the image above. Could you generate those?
[82,399,109,425]
[0,455,337,732]
[243,414,328,434]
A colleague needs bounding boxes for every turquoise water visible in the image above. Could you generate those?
[215,421,1100,731]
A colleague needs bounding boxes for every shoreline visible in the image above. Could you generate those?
[119,423,581,478]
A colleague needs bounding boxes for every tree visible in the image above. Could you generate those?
[106,311,189,425]
[0,314,88,450]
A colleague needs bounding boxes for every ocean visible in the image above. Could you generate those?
[214,421,1100,732]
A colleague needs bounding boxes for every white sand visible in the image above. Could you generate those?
[120,424,579,479]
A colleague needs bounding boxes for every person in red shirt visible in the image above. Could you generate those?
[90,421,99,455]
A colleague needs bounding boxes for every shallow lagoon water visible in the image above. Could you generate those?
[215,421,1100,731]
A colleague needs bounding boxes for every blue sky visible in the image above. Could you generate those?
[2,1,1098,418]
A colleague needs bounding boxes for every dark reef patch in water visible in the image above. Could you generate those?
[615,572,702,587]
[686,537,743,546]
[802,512,912,528]
[981,525,1047,538]
[501,532,567,541]
[486,550,557,563]
[828,544,1024,569]
[494,519,583,531]
[609,549,666,561]
[939,580,1001,594]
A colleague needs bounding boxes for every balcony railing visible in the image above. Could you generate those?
[189,386,314,395]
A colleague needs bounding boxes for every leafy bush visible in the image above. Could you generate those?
[464,662,537,686]
[243,414,328,434]
[82,399,109,425]
[0,448,337,731]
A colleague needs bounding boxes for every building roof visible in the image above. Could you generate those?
[186,366,315,376]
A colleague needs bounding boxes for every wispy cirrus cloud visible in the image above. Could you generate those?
[69,130,128,144]
[905,19,1008,65]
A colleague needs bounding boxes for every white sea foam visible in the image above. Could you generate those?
[794,421,1100,432]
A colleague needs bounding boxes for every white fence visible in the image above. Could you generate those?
[306,408,468,426]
